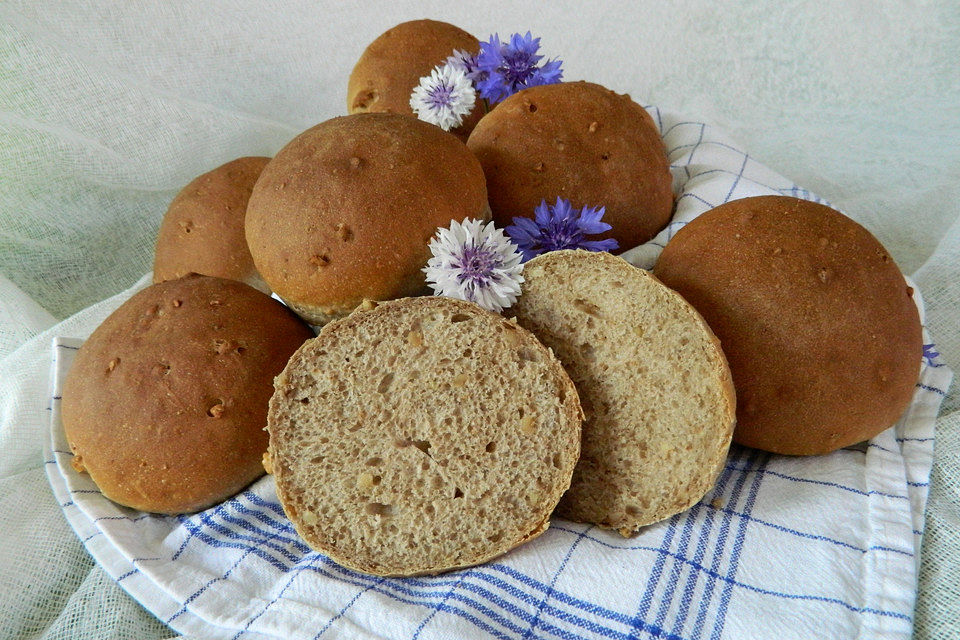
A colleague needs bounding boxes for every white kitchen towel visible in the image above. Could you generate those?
[44,109,953,640]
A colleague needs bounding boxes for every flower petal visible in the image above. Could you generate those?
[577,207,613,235]
[580,238,620,253]
[550,197,574,223]
[528,58,564,87]
[529,199,550,227]
[505,218,539,250]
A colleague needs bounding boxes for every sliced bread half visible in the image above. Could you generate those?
[511,250,735,535]
[267,296,582,576]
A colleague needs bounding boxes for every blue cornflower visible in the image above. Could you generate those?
[505,197,619,262]
[473,32,563,104]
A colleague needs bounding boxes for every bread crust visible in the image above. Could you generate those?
[245,113,490,325]
[467,81,674,250]
[153,157,270,293]
[267,296,583,576]
[61,274,314,514]
[654,195,922,455]
[347,19,486,142]
[512,250,736,535]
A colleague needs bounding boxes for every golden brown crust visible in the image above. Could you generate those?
[245,113,489,325]
[61,275,314,514]
[153,157,270,293]
[654,195,922,455]
[467,81,674,251]
[347,19,486,142]
[268,296,582,576]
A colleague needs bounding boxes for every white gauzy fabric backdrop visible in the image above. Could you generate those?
[1,1,958,638]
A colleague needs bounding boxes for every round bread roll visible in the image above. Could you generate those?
[62,275,314,514]
[245,113,489,325]
[511,250,735,535]
[153,157,270,293]
[348,19,486,142]
[654,195,922,455]
[267,296,582,576]
[466,81,674,250]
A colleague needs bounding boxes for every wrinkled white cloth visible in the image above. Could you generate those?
[3,2,959,639]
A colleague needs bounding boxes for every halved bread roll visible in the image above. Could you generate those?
[511,250,735,535]
[267,296,582,576]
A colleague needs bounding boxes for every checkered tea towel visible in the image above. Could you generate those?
[45,108,953,640]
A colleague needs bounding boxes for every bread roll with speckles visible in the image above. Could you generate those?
[467,81,673,251]
[245,113,490,325]
[348,19,486,142]
[62,274,314,514]
[655,195,922,455]
[153,156,270,293]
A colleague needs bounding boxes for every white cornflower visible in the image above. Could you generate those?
[409,63,477,131]
[423,219,525,313]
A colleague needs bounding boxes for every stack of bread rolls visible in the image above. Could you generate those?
[61,19,922,578]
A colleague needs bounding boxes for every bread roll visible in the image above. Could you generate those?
[153,157,270,293]
[511,250,735,535]
[61,274,314,514]
[654,195,922,455]
[467,81,674,250]
[267,296,582,576]
[348,19,486,141]
[245,113,489,325]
